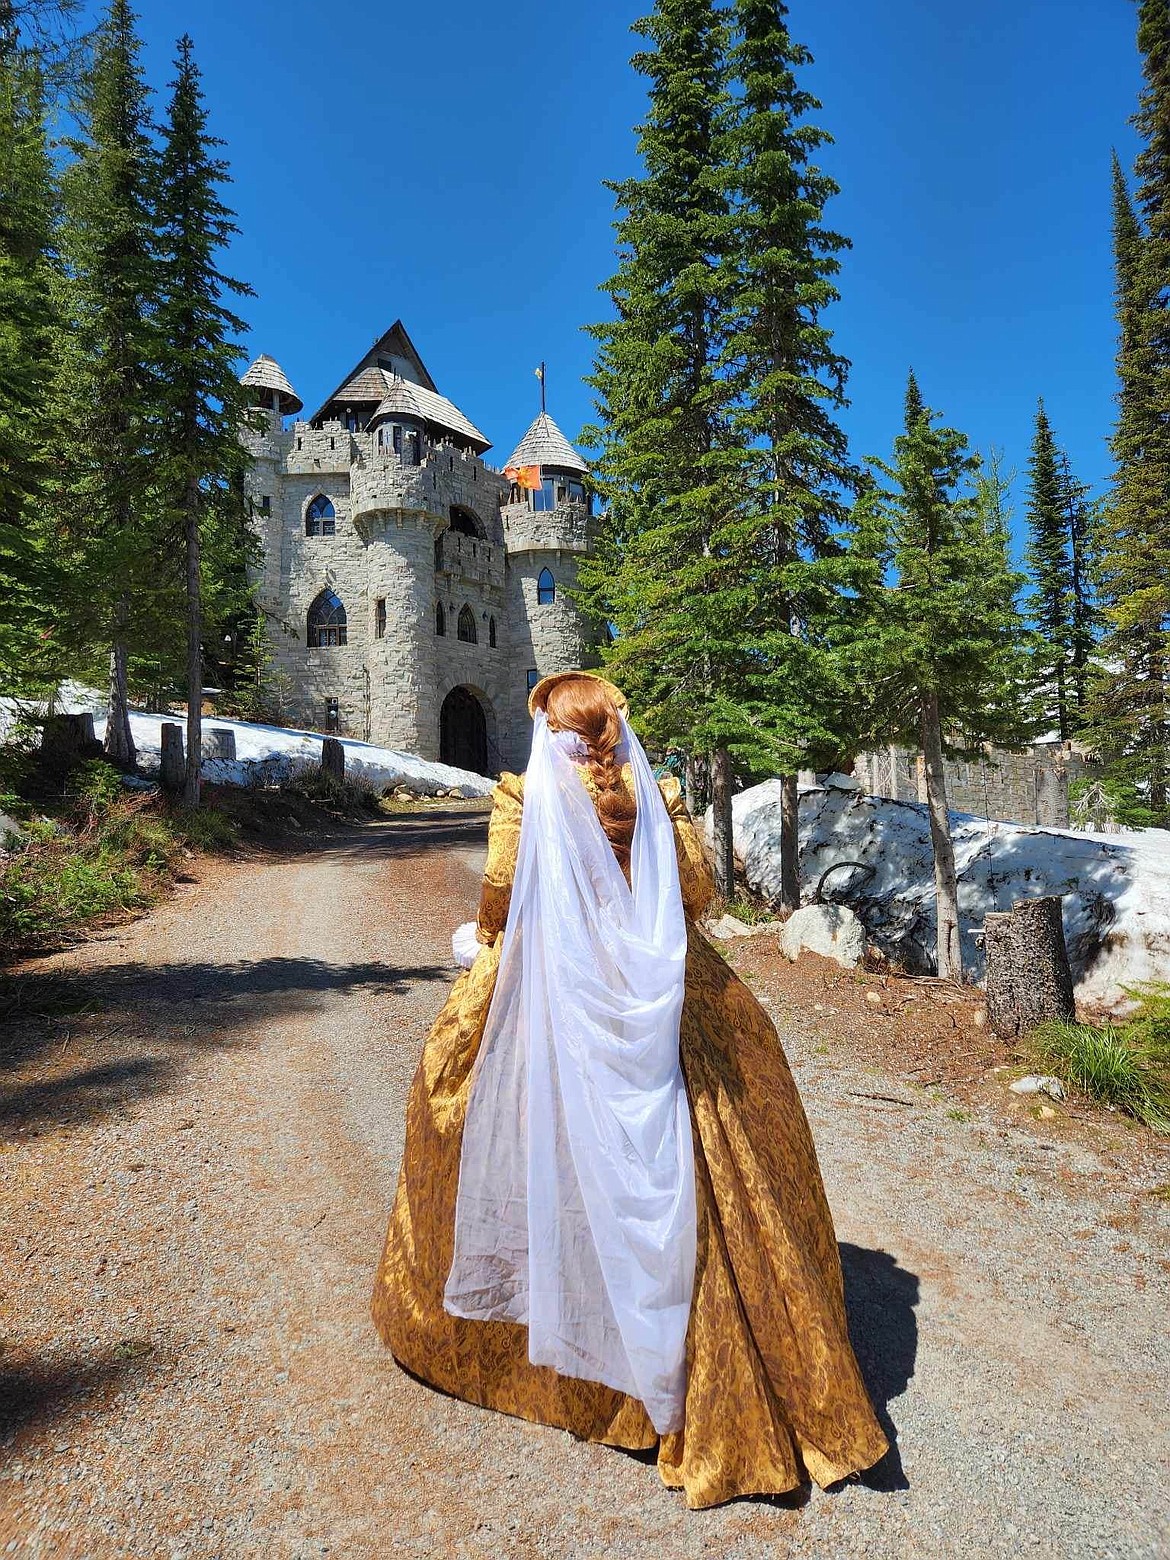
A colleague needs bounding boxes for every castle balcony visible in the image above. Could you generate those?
[434,527,505,591]
[501,499,593,556]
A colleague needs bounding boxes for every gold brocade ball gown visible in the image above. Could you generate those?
[371,766,890,1511]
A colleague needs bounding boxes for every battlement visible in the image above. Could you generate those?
[501,499,592,556]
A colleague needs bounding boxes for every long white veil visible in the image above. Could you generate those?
[444,710,694,1434]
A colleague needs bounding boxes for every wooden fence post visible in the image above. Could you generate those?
[320,737,345,783]
[983,895,1076,1039]
[160,723,185,793]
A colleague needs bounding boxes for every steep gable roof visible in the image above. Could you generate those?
[308,321,489,451]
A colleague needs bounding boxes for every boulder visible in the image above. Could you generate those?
[706,913,755,939]
[780,903,867,969]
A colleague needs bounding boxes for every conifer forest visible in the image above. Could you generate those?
[2,0,1169,925]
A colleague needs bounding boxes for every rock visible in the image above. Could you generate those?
[971,1008,989,1030]
[822,771,861,792]
[0,809,26,849]
[1039,1104,1058,1120]
[706,914,754,939]
[865,989,884,1006]
[780,903,868,969]
[1008,1075,1067,1100]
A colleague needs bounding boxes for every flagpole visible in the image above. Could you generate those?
[539,361,546,416]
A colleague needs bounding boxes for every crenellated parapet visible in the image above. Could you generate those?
[501,499,593,556]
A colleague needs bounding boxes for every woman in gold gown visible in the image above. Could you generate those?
[372,672,888,1509]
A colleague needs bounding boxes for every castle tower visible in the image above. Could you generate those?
[501,410,595,767]
[239,354,303,608]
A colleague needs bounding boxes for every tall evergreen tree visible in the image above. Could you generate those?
[0,35,63,687]
[582,0,858,900]
[1024,400,1076,738]
[55,0,160,767]
[1086,11,1170,824]
[155,34,252,807]
[847,375,1032,979]
[715,0,856,908]
[580,0,744,895]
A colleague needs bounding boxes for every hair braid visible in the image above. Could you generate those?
[544,677,637,876]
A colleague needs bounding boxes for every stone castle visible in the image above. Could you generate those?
[238,322,597,775]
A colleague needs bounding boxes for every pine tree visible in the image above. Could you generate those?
[1086,11,1170,825]
[155,34,252,807]
[582,0,858,901]
[54,0,161,767]
[715,0,856,908]
[1024,401,1075,737]
[579,0,744,895]
[847,374,1032,979]
[0,34,63,688]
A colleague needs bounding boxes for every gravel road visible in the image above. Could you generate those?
[2,809,1168,1559]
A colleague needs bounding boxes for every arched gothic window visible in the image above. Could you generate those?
[457,604,477,644]
[537,567,555,605]
[308,589,347,646]
[306,495,335,536]
[489,615,497,648]
[435,602,446,636]
[449,505,482,539]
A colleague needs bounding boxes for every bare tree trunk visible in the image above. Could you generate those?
[983,896,1075,1039]
[710,746,735,902]
[778,772,800,911]
[685,752,705,814]
[183,475,203,809]
[921,691,962,980]
[103,598,136,770]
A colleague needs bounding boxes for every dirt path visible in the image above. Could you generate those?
[2,811,1167,1559]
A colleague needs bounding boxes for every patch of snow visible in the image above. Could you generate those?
[716,780,1170,1011]
[0,687,495,799]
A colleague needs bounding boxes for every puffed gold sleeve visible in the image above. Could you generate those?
[658,775,715,921]
[475,771,525,944]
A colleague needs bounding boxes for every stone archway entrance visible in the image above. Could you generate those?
[439,686,488,775]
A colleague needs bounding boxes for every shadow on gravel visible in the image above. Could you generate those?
[0,1348,156,1442]
[330,809,490,861]
[0,957,449,1135]
[840,1242,919,1491]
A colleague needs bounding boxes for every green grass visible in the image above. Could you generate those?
[1,757,238,956]
[718,893,776,926]
[1027,986,1170,1134]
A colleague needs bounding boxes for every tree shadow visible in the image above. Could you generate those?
[0,1347,157,1443]
[839,1242,919,1491]
[0,955,449,1135]
[333,808,491,861]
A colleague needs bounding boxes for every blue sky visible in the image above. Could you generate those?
[107,0,1141,552]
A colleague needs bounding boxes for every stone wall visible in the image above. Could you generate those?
[854,742,1091,829]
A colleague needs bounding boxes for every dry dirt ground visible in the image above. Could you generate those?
[1,808,1168,1560]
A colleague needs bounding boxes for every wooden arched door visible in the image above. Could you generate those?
[439,686,488,775]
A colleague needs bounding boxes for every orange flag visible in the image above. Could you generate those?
[505,464,543,491]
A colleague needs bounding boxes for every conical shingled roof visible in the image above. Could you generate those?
[241,353,303,416]
[506,411,587,474]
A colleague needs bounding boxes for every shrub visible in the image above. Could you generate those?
[1028,985,1170,1133]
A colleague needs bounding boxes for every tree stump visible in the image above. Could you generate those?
[159,723,185,793]
[320,737,345,783]
[39,712,101,770]
[983,895,1076,1039]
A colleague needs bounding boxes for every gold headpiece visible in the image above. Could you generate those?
[527,670,630,720]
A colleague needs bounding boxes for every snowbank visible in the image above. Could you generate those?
[721,776,1170,1011]
[0,691,495,799]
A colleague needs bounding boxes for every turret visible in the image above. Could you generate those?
[240,353,303,418]
[501,410,597,766]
